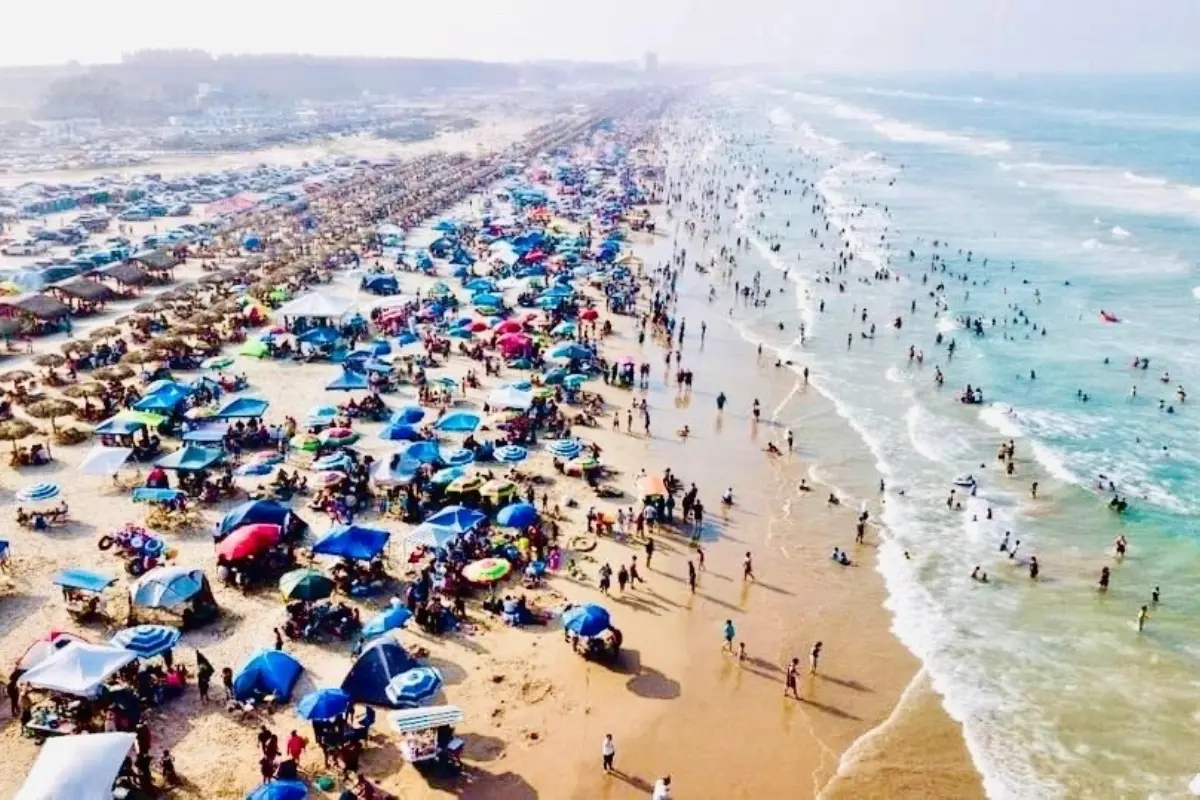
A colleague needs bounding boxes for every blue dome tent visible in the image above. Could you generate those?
[233,649,302,702]
[341,638,418,707]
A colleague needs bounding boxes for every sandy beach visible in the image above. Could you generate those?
[0,101,985,800]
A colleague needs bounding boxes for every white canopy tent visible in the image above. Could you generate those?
[403,523,460,551]
[17,732,135,800]
[77,445,134,477]
[18,642,135,698]
[275,291,355,320]
[487,385,534,411]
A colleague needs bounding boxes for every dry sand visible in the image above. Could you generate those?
[0,145,985,799]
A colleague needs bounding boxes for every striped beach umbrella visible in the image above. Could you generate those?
[111,624,181,658]
[463,557,512,583]
[384,666,443,708]
[548,439,582,458]
[16,482,60,503]
[495,445,527,462]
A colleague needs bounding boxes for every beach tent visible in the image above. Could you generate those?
[403,523,459,551]
[363,275,398,294]
[19,642,135,697]
[275,291,355,320]
[326,369,369,391]
[341,638,418,707]
[213,395,269,419]
[155,445,223,471]
[77,445,133,477]
[130,566,208,608]
[219,499,295,538]
[16,732,135,800]
[312,524,390,561]
[234,649,303,702]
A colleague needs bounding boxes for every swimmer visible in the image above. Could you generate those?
[827,493,840,506]
[765,442,781,456]
[798,479,811,492]
[677,425,691,440]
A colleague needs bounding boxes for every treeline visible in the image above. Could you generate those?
[29,51,641,122]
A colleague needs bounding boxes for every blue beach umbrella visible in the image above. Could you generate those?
[405,440,441,464]
[361,605,414,638]
[430,466,467,486]
[311,452,353,472]
[17,482,60,503]
[496,445,527,462]
[440,447,475,467]
[296,687,352,721]
[111,624,181,659]
[496,502,538,529]
[563,374,589,388]
[433,410,481,434]
[422,505,485,533]
[390,405,426,425]
[380,422,423,441]
[549,342,591,361]
[246,780,308,800]
[384,666,443,708]
[563,603,611,637]
[548,439,583,458]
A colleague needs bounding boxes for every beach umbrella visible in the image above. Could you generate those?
[580,307,599,321]
[361,605,413,638]
[315,471,345,488]
[548,439,583,458]
[390,406,425,425]
[563,604,611,638]
[446,474,485,494]
[495,319,522,334]
[16,482,60,503]
[0,419,38,454]
[25,398,78,432]
[63,382,106,399]
[570,455,600,471]
[430,466,467,486]
[216,523,282,560]
[311,452,353,472]
[404,440,441,464]
[423,505,486,533]
[433,410,481,434]
[496,502,538,529]
[280,568,334,601]
[111,624,181,659]
[496,445,527,462]
[440,447,475,467]
[379,422,422,441]
[32,353,66,368]
[88,326,122,339]
[246,779,309,800]
[61,340,92,355]
[203,355,234,370]
[563,374,589,389]
[463,558,512,583]
[290,433,321,452]
[93,364,135,382]
[549,342,591,361]
[0,369,34,383]
[295,687,351,721]
[384,666,443,708]
[318,427,360,446]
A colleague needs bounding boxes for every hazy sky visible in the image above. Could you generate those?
[4,0,1199,72]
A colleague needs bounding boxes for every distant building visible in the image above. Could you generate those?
[644,51,659,75]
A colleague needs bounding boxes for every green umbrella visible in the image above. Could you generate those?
[463,558,512,583]
[290,434,321,452]
[240,339,269,358]
[280,568,333,601]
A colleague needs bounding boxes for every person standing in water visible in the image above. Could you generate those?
[1099,566,1111,592]
[785,657,801,699]
[1137,605,1149,632]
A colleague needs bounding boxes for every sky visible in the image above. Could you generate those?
[4,0,1200,72]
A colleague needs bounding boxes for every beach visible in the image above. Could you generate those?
[0,91,996,800]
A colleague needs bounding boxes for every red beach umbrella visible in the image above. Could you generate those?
[216,523,282,560]
[580,308,599,321]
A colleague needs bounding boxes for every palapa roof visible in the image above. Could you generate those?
[101,263,150,286]
[1,292,70,320]
[50,278,116,304]
[131,249,178,270]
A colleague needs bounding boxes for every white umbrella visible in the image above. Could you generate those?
[78,445,134,477]
[17,732,135,800]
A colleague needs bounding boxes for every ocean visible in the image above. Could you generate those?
[680,75,1200,798]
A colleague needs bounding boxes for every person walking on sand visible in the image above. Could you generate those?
[696,544,706,570]
[809,641,823,675]
[645,537,655,569]
[687,560,697,593]
[722,619,736,653]
[630,556,645,586]
[743,551,755,581]
[617,564,629,593]
[653,774,673,799]
[601,733,615,772]
[785,657,801,698]
[599,563,612,595]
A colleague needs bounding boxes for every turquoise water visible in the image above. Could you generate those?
[691,76,1200,798]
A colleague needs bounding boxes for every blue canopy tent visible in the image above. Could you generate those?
[93,417,149,436]
[213,396,269,419]
[325,369,370,391]
[133,391,186,414]
[433,410,481,434]
[312,524,390,561]
[422,505,486,534]
[234,649,303,702]
[155,445,223,471]
[182,426,228,445]
[341,638,417,707]
[53,568,117,593]
[218,499,297,538]
[404,440,441,464]
[362,274,399,295]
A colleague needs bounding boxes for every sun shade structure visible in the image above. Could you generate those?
[275,291,355,319]
[245,780,309,800]
[110,624,181,658]
[432,410,481,433]
[296,687,351,721]
[312,524,390,561]
[361,605,413,638]
[19,642,135,697]
[53,568,116,593]
[341,638,418,707]
[130,566,208,608]
[155,445,223,471]
[384,666,443,708]
[213,395,269,419]
[16,731,136,800]
[77,445,133,476]
[563,604,612,637]
[216,523,282,560]
[218,499,296,538]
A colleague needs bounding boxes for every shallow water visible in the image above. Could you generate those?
[671,76,1200,798]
